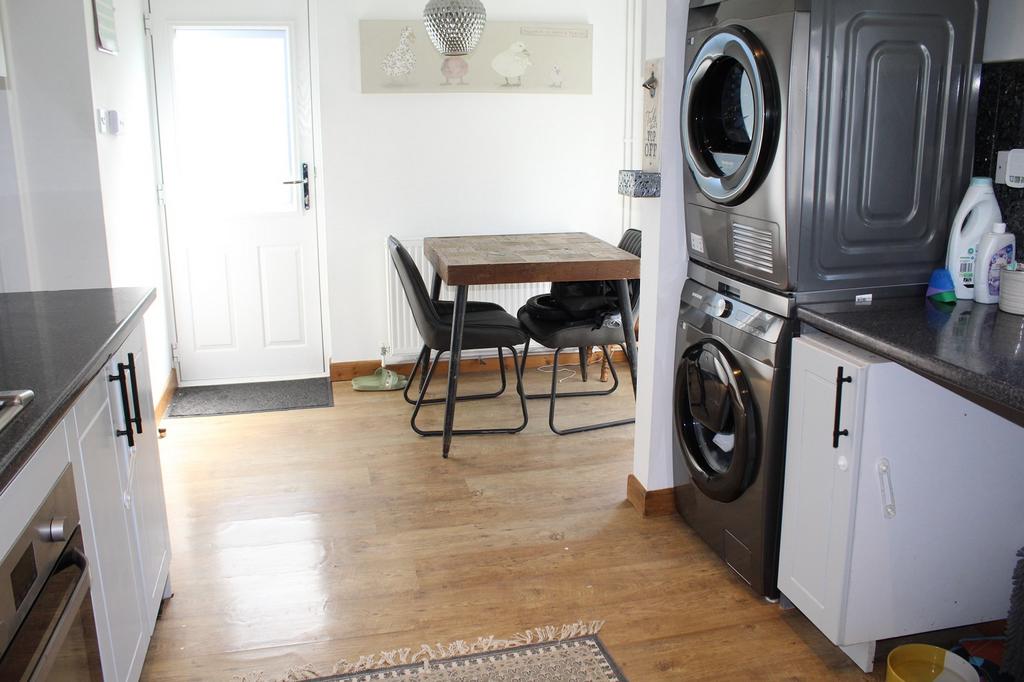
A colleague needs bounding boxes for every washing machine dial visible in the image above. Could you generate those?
[710,298,733,318]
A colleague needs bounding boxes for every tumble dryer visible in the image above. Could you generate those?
[682,0,987,301]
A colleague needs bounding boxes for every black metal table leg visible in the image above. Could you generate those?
[614,279,638,396]
[441,285,468,457]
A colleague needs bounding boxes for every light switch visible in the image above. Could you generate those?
[95,108,125,136]
[995,149,1024,188]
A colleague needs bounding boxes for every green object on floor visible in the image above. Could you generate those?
[352,367,408,392]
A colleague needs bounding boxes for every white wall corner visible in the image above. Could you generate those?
[632,0,687,492]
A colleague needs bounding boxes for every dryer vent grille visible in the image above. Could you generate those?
[731,222,775,274]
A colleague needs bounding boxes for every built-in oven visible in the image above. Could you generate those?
[0,466,103,681]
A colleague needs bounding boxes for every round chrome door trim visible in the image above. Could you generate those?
[681,25,780,206]
[674,338,759,503]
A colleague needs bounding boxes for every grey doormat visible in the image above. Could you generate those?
[167,378,333,417]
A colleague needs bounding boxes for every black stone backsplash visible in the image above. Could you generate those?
[974,60,1024,244]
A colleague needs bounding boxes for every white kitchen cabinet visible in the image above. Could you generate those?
[72,372,148,682]
[112,323,172,625]
[72,320,172,682]
[778,333,1024,672]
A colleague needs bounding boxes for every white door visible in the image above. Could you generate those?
[150,0,325,384]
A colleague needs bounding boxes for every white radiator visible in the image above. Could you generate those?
[385,238,549,362]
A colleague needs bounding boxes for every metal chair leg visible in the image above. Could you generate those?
[522,345,620,400]
[410,347,528,438]
[579,346,589,382]
[403,345,431,404]
[404,345,508,406]
[548,345,635,435]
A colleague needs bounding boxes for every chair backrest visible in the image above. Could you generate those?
[387,236,441,344]
[618,228,642,314]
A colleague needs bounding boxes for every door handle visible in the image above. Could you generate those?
[108,364,135,447]
[282,162,310,211]
[126,352,143,436]
[832,366,853,448]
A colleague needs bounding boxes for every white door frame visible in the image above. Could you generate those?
[143,0,332,385]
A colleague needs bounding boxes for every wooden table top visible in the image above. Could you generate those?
[423,232,640,286]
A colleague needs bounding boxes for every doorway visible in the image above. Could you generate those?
[149,0,326,385]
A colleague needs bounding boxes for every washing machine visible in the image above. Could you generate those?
[673,278,793,598]
[682,0,986,300]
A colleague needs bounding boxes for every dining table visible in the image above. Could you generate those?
[423,232,642,457]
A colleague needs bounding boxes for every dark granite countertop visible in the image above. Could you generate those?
[0,288,155,494]
[799,297,1024,428]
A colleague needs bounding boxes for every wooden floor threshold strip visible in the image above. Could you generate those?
[235,620,611,681]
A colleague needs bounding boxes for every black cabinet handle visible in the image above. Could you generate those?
[832,366,853,448]
[126,353,143,435]
[108,364,135,447]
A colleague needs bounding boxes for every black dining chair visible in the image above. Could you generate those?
[516,229,641,435]
[387,236,530,441]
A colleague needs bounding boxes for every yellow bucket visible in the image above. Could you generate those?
[886,644,978,682]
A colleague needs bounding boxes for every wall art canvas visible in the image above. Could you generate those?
[360,21,592,94]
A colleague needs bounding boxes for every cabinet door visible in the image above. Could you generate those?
[117,323,172,625]
[72,372,147,682]
[777,335,867,642]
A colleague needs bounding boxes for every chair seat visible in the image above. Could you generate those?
[517,306,626,349]
[427,308,528,352]
[435,300,505,316]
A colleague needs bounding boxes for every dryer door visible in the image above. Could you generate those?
[675,339,758,502]
[682,25,780,206]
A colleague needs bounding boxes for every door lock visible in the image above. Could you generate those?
[282,162,310,211]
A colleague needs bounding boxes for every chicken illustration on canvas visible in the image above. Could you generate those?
[491,41,532,87]
[381,26,416,83]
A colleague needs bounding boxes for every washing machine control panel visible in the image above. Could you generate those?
[682,280,785,344]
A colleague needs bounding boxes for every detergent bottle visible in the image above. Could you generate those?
[946,177,1002,299]
[973,222,1016,304]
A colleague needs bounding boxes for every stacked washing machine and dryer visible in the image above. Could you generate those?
[672,0,987,598]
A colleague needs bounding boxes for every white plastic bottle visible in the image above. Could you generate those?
[973,222,1016,304]
[946,177,1002,299]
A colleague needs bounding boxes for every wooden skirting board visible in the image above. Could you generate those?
[626,474,676,518]
[331,347,629,383]
[156,368,178,422]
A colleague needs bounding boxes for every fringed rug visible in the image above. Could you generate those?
[238,621,626,681]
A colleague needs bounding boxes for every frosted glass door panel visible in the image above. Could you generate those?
[172,28,294,214]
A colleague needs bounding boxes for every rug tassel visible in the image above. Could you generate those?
[326,619,605,676]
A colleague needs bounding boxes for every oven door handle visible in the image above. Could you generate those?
[26,549,91,682]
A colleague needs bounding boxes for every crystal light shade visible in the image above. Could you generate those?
[423,0,487,57]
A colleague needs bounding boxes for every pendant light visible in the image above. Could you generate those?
[423,0,487,57]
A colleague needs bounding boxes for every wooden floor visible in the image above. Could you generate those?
[141,365,932,680]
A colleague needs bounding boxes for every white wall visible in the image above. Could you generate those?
[984,0,1024,63]
[82,0,173,397]
[313,0,631,362]
[2,0,111,291]
[1,0,173,398]
[631,0,686,493]
[0,88,30,291]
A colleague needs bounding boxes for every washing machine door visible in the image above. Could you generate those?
[675,339,758,502]
[682,25,780,206]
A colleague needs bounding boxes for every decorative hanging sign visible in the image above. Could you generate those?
[641,59,663,173]
[92,0,119,55]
